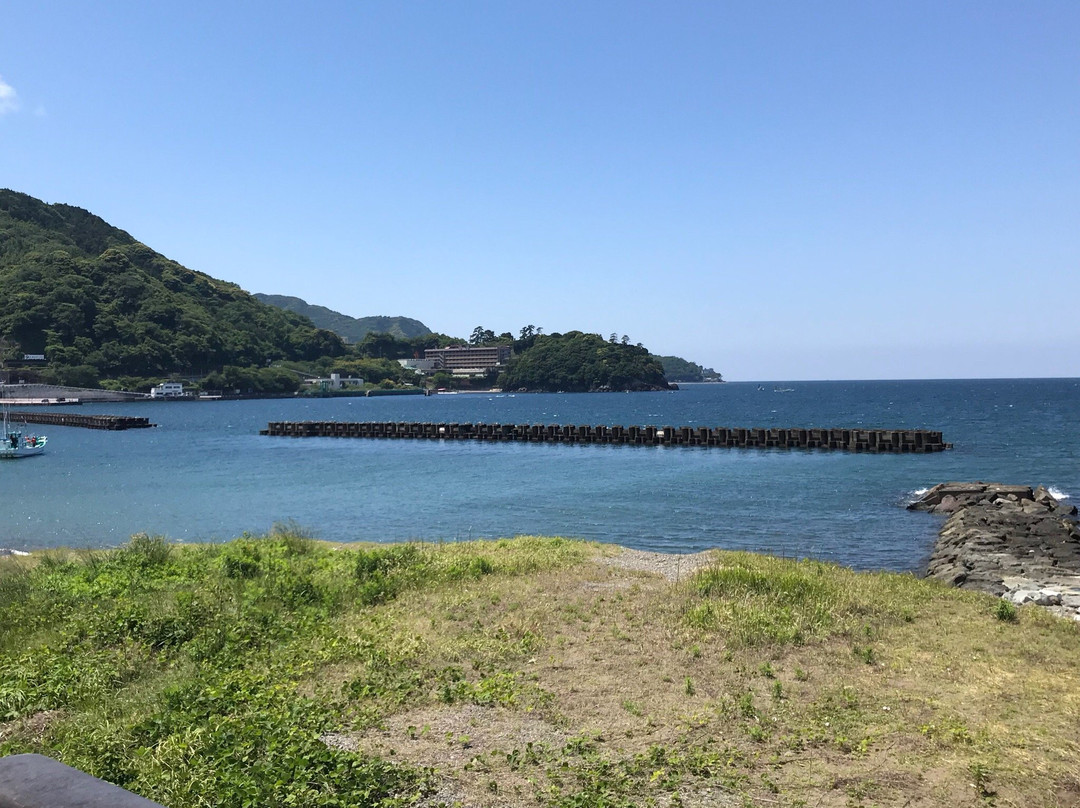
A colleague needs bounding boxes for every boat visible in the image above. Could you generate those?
[1,407,47,459]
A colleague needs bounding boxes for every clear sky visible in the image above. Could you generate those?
[2,2,1077,380]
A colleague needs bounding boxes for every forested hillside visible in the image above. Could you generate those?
[254,294,431,342]
[497,331,670,392]
[658,355,723,383]
[0,190,345,386]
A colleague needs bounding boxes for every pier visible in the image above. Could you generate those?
[6,412,156,430]
[260,421,950,452]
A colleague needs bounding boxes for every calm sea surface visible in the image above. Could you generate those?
[3,379,1077,572]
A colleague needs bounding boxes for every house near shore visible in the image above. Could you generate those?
[150,381,185,398]
[305,372,364,391]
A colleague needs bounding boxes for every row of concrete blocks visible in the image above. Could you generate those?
[7,411,156,430]
[261,422,950,452]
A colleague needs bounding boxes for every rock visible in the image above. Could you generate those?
[1033,486,1058,505]
[1035,589,1062,606]
[922,482,1080,621]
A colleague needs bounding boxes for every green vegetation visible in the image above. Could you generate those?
[4,536,1076,806]
[657,355,723,383]
[498,331,670,392]
[1,191,711,394]
[253,294,432,343]
[0,190,345,388]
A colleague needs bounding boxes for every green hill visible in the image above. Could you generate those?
[498,331,671,392]
[0,190,345,386]
[254,294,431,342]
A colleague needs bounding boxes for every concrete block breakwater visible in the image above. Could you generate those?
[7,411,155,430]
[260,421,951,452]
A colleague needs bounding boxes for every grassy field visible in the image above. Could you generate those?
[1,529,1078,807]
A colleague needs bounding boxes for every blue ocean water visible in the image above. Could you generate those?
[3,379,1077,572]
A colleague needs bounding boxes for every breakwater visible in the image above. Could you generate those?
[260,421,950,452]
[7,412,155,430]
[911,482,1080,620]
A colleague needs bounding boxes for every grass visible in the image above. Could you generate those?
[2,533,1079,807]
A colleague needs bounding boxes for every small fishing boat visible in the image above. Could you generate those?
[1,407,47,459]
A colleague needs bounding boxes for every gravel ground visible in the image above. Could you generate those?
[594,547,718,582]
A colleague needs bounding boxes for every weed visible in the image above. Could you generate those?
[737,691,756,718]
[746,723,769,742]
[0,565,31,612]
[121,533,173,567]
[269,520,316,555]
[919,717,974,746]
[622,699,644,717]
[994,599,1018,623]
[969,761,996,800]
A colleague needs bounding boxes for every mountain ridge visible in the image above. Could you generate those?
[0,189,345,386]
[253,293,431,342]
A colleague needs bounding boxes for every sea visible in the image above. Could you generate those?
[2,379,1077,573]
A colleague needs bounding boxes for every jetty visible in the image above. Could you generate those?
[6,412,155,430]
[911,482,1080,620]
[260,421,950,452]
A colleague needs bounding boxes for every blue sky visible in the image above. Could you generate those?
[2,2,1077,380]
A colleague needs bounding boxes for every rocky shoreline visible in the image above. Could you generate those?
[910,482,1080,621]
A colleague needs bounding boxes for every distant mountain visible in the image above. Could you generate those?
[658,356,723,383]
[254,294,431,343]
[0,190,345,385]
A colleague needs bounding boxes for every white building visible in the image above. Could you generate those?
[398,358,440,374]
[150,382,185,398]
[308,373,364,390]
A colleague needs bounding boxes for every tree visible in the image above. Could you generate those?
[0,336,18,382]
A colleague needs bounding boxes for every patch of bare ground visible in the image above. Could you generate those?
[593,548,718,583]
[319,544,1080,807]
[323,704,571,807]
[0,709,63,747]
